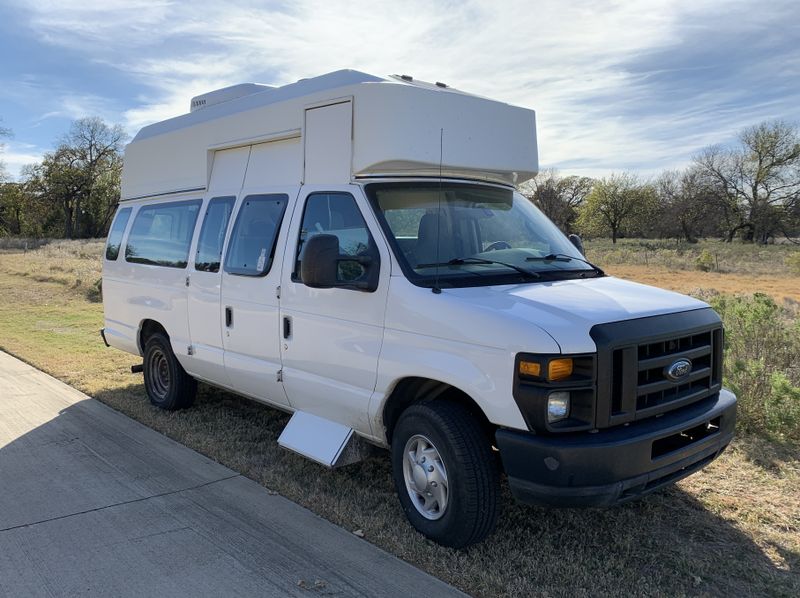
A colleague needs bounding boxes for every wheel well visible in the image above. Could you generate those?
[138,319,168,354]
[382,377,496,446]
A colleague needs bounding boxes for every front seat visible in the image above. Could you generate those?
[414,211,455,267]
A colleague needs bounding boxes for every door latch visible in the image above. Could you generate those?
[283,316,291,339]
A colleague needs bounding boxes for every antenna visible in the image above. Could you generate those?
[432,128,443,294]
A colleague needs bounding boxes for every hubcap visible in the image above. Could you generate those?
[147,348,170,400]
[402,434,449,520]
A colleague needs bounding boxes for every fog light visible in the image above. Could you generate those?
[547,391,570,423]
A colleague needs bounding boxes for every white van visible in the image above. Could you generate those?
[102,70,736,547]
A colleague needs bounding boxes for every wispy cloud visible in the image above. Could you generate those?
[1,141,46,175]
[5,0,800,178]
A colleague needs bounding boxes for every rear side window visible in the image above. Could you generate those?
[195,196,235,272]
[105,207,132,261]
[125,200,202,268]
[224,194,289,276]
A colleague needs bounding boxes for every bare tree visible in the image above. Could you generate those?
[694,120,800,243]
[0,119,12,183]
[654,168,723,242]
[60,117,127,237]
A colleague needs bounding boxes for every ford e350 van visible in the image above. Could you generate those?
[102,70,737,548]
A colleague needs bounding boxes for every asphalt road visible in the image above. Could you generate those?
[0,351,465,597]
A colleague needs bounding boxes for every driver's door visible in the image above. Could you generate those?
[278,185,390,434]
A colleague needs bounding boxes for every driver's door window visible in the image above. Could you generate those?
[293,192,375,284]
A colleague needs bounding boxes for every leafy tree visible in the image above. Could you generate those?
[694,120,800,244]
[0,182,25,235]
[522,170,593,232]
[576,173,656,243]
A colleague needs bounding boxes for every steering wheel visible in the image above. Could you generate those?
[484,241,512,252]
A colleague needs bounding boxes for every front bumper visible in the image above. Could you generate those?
[496,388,736,507]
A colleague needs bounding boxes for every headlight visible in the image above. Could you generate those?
[514,352,595,433]
[547,391,570,423]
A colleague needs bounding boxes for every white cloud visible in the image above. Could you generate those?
[1,142,46,180]
[10,0,800,175]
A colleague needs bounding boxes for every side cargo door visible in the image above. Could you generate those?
[184,146,248,386]
[220,189,295,408]
[218,137,304,408]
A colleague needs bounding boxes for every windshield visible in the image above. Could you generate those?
[366,181,598,288]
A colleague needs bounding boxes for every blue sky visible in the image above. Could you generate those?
[1,0,799,180]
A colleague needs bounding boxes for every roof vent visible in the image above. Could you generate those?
[400,74,413,82]
[435,81,448,88]
[190,83,274,113]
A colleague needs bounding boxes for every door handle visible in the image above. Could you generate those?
[283,316,291,339]
[225,306,233,328]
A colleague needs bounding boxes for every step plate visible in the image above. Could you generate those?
[278,411,361,468]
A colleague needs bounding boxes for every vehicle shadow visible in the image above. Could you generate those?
[12,379,795,598]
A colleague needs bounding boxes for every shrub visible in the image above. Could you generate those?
[710,293,800,443]
[87,278,103,302]
[694,249,715,271]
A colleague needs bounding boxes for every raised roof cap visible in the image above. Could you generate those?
[189,83,274,112]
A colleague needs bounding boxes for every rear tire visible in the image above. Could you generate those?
[391,401,500,548]
[143,332,197,410]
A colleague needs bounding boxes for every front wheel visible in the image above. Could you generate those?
[391,401,500,548]
[143,332,197,410]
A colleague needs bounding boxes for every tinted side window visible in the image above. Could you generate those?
[224,194,289,276]
[125,200,202,268]
[105,207,132,261]
[293,193,375,283]
[195,196,235,272]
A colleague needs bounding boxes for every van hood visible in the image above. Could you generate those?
[446,275,709,353]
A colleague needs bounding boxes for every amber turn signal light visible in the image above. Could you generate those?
[547,358,573,381]
[519,360,541,377]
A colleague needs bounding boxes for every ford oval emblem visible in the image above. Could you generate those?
[665,358,692,382]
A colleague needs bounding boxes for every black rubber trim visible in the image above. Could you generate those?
[496,389,736,507]
[100,328,110,348]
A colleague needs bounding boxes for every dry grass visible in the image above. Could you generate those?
[0,241,798,597]
[585,238,800,278]
[602,265,800,304]
[582,239,800,303]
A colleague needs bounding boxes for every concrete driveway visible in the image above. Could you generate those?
[0,351,464,597]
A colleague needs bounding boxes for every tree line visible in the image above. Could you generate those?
[523,120,800,244]
[1,117,799,243]
[0,117,126,239]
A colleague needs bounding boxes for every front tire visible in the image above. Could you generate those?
[143,332,197,410]
[391,401,500,548]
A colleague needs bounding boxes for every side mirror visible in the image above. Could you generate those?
[568,233,585,256]
[300,234,378,292]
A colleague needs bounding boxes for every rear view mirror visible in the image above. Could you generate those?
[301,234,379,292]
[568,234,585,256]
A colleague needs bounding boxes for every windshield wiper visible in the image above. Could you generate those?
[417,257,541,279]
[525,253,605,276]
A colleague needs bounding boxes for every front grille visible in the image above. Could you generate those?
[591,309,724,428]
